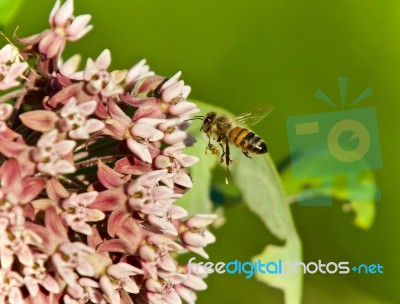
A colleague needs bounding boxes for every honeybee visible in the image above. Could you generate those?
[193,106,271,184]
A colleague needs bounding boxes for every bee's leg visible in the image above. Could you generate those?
[218,143,225,163]
[205,134,212,155]
[225,140,231,184]
[242,150,252,159]
[217,135,226,163]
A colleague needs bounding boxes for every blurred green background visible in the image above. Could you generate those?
[3,0,399,303]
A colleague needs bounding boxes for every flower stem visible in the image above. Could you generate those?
[75,155,130,169]
[58,175,87,190]
[0,88,27,103]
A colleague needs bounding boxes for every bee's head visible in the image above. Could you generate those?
[201,112,216,133]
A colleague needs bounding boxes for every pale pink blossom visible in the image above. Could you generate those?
[0,44,28,90]
[61,192,105,235]
[99,263,143,304]
[168,101,200,117]
[58,54,83,79]
[160,71,191,103]
[65,278,105,304]
[0,201,24,229]
[125,59,154,90]
[155,145,198,188]
[127,118,165,163]
[126,170,171,211]
[0,160,44,228]
[59,98,105,139]
[0,219,42,269]
[142,200,187,236]
[0,268,24,304]
[180,214,217,259]
[18,0,93,58]
[23,254,61,296]
[0,103,18,139]
[175,285,197,304]
[174,270,207,304]
[103,101,166,163]
[139,234,183,264]
[31,130,76,175]
[0,159,44,208]
[146,279,182,304]
[83,49,126,97]
[52,242,95,286]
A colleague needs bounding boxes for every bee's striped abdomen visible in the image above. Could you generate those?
[229,127,267,154]
[230,127,248,146]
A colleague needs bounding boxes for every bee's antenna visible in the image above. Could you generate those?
[184,115,204,122]
[184,117,204,122]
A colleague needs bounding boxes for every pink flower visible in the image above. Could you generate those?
[0,44,28,90]
[160,71,191,103]
[0,218,43,269]
[126,170,172,211]
[180,214,217,259]
[0,268,24,304]
[52,242,95,286]
[19,98,104,139]
[83,49,126,97]
[103,101,166,163]
[0,103,19,139]
[155,145,198,188]
[139,234,183,268]
[146,278,183,304]
[174,269,207,304]
[99,263,143,304]
[61,192,105,235]
[168,101,199,118]
[65,278,105,304]
[125,59,154,90]
[126,118,165,163]
[18,0,93,58]
[58,54,83,79]
[0,159,44,225]
[142,200,187,236]
[31,130,76,175]
[59,98,105,139]
[23,254,61,296]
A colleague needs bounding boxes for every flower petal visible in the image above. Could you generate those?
[127,138,152,163]
[54,0,73,26]
[54,159,76,174]
[95,49,111,70]
[162,80,184,103]
[100,276,120,304]
[19,110,58,132]
[86,208,105,222]
[66,14,92,37]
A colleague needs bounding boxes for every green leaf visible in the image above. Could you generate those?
[180,100,303,304]
[0,0,24,28]
[230,134,302,304]
[280,148,378,229]
[253,240,302,304]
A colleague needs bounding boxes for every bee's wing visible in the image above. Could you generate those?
[232,105,273,126]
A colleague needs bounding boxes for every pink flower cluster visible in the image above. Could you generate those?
[0,0,216,303]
